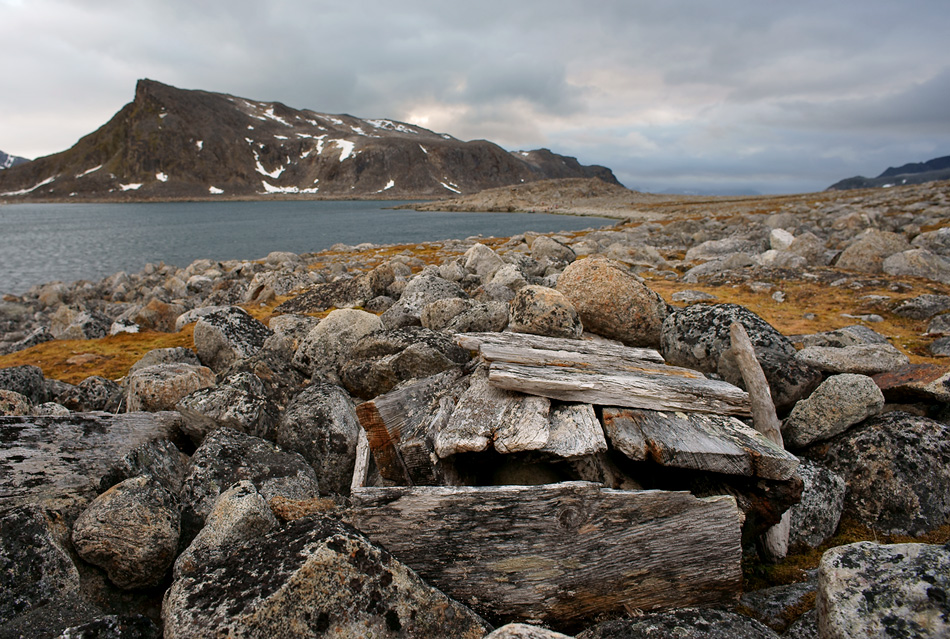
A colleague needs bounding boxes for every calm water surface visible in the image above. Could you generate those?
[0,201,614,294]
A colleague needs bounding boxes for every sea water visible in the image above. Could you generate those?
[0,200,614,294]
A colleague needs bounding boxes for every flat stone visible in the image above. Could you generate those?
[872,363,950,403]
[795,343,909,375]
[577,607,780,639]
[782,374,885,449]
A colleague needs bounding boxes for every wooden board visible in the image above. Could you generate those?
[349,482,742,629]
[602,408,798,480]
[488,361,751,416]
[457,331,666,366]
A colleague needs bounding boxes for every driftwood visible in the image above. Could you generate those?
[456,331,666,366]
[349,482,742,628]
[602,408,799,480]
[728,322,792,561]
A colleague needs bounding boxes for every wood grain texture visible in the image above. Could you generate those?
[487,361,751,416]
[349,482,743,628]
[456,331,666,367]
[601,408,798,480]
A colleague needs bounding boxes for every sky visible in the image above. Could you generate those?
[1,0,948,194]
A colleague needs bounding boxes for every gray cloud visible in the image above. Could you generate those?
[1,0,948,193]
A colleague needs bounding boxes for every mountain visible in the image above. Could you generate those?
[827,155,950,191]
[0,79,618,201]
[0,150,29,170]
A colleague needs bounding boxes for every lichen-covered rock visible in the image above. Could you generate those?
[176,372,279,444]
[576,608,780,638]
[891,293,950,320]
[98,438,189,496]
[33,401,71,416]
[59,375,123,413]
[193,306,273,372]
[0,364,48,404]
[686,237,767,262]
[126,363,216,412]
[380,274,468,329]
[420,297,508,333]
[179,428,320,545]
[739,579,816,633]
[883,248,950,284]
[788,458,846,552]
[795,342,909,375]
[51,308,111,340]
[508,285,583,339]
[72,475,180,590]
[0,595,103,639]
[818,541,950,639]
[835,229,911,273]
[129,346,200,374]
[173,480,277,580]
[220,346,309,409]
[809,411,950,535]
[59,614,162,639]
[463,242,506,284]
[911,226,950,255]
[0,504,81,626]
[530,236,576,264]
[276,381,361,495]
[782,374,885,449]
[174,305,230,331]
[132,298,186,333]
[162,516,490,639]
[556,256,668,347]
[292,308,383,383]
[717,348,822,414]
[486,624,574,639]
[800,324,889,348]
[0,388,32,416]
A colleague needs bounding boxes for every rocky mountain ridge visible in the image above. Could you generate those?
[0,149,29,170]
[828,154,950,191]
[0,79,618,202]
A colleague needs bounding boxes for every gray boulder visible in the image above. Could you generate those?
[192,307,273,372]
[891,293,950,320]
[276,380,361,495]
[738,579,816,633]
[788,232,831,266]
[783,609,818,639]
[0,389,32,416]
[463,242,506,283]
[126,363,216,412]
[72,475,180,590]
[530,236,576,264]
[508,285,583,339]
[782,374,885,449]
[717,348,822,414]
[883,248,950,284]
[577,608,779,638]
[176,372,279,444]
[380,274,468,329]
[682,253,755,283]
[911,226,950,254]
[162,516,490,639]
[486,624,574,639]
[292,308,383,383]
[795,343,909,375]
[129,347,200,374]
[835,229,911,273]
[421,298,508,333]
[788,458,846,552]
[0,504,81,626]
[59,376,123,413]
[174,305,230,332]
[0,364,48,404]
[59,614,162,638]
[179,427,320,545]
[98,439,189,496]
[686,237,767,262]
[220,346,309,409]
[800,324,889,348]
[810,411,950,535]
[818,541,950,639]
[927,313,950,334]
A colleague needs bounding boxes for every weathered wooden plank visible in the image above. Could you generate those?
[457,331,668,368]
[543,403,607,458]
[349,482,743,628]
[601,408,798,480]
[488,361,752,416]
[728,322,792,562]
[350,427,371,491]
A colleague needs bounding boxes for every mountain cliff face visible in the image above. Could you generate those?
[0,80,619,201]
[0,150,29,170]
[828,155,950,191]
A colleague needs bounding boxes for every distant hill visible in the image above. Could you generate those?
[828,155,950,191]
[0,79,619,201]
[0,150,29,170]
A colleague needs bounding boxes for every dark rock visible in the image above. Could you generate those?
[0,594,102,639]
[872,363,950,403]
[927,313,950,334]
[161,516,490,638]
[931,336,950,357]
[276,381,361,495]
[891,293,950,319]
[125,363,216,412]
[72,476,180,590]
[0,364,48,404]
[788,459,846,552]
[192,306,273,372]
[1,326,53,355]
[179,428,320,545]
[783,609,818,639]
[818,541,950,638]
[739,578,816,633]
[176,372,280,444]
[808,411,950,535]
[420,298,508,333]
[98,439,189,495]
[0,412,183,519]
[782,374,885,449]
[0,505,81,626]
[220,347,309,409]
[717,348,822,415]
[795,343,909,375]
[508,285,583,339]
[576,607,780,638]
[60,376,123,413]
[59,614,162,639]
[686,237,768,262]
[273,263,394,314]
[339,326,472,399]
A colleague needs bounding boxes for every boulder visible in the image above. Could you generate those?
[380,274,468,329]
[0,364,48,404]
[809,411,950,535]
[686,237,767,262]
[132,299,186,333]
[33,402,71,416]
[769,228,796,251]
[738,579,816,634]
[556,257,669,347]
[129,347,200,374]
[530,236,576,264]
[800,324,889,348]
[911,226,950,254]
[576,608,780,638]
[179,428,320,544]
[51,308,111,340]
[293,308,383,383]
[176,372,279,444]
[220,346,309,409]
[787,232,830,266]
[927,313,950,334]
[486,624,574,639]
[835,229,911,273]
[818,541,950,639]
[126,363,216,412]
[717,348,822,414]
[795,343,909,375]
[192,307,273,372]
[782,374,885,449]
[755,249,807,270]
[872,363,950,403]
[339,326,471,399]
[72,476,180,590]
[174,305,230,331]
[173,480,277,580]
[58,614,162,639]
[59,376,123,413]
[0,504,81,626]
[891,293,950,320]
[276,380,361,495]
[788,458,846,552]
[0,389,32,416]
[463,242,506,283]
[883,248,950,284]
[508,285,583,339]
[421,298,508,333]
[162,516,490,638]
[0,596,104,639]
[488,264,529,293]
[98,438,189,496]
[682,253,755,283]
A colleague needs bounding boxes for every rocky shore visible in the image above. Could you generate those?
[2,180,950,638]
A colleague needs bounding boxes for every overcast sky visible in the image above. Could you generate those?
[2,0,948,194]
